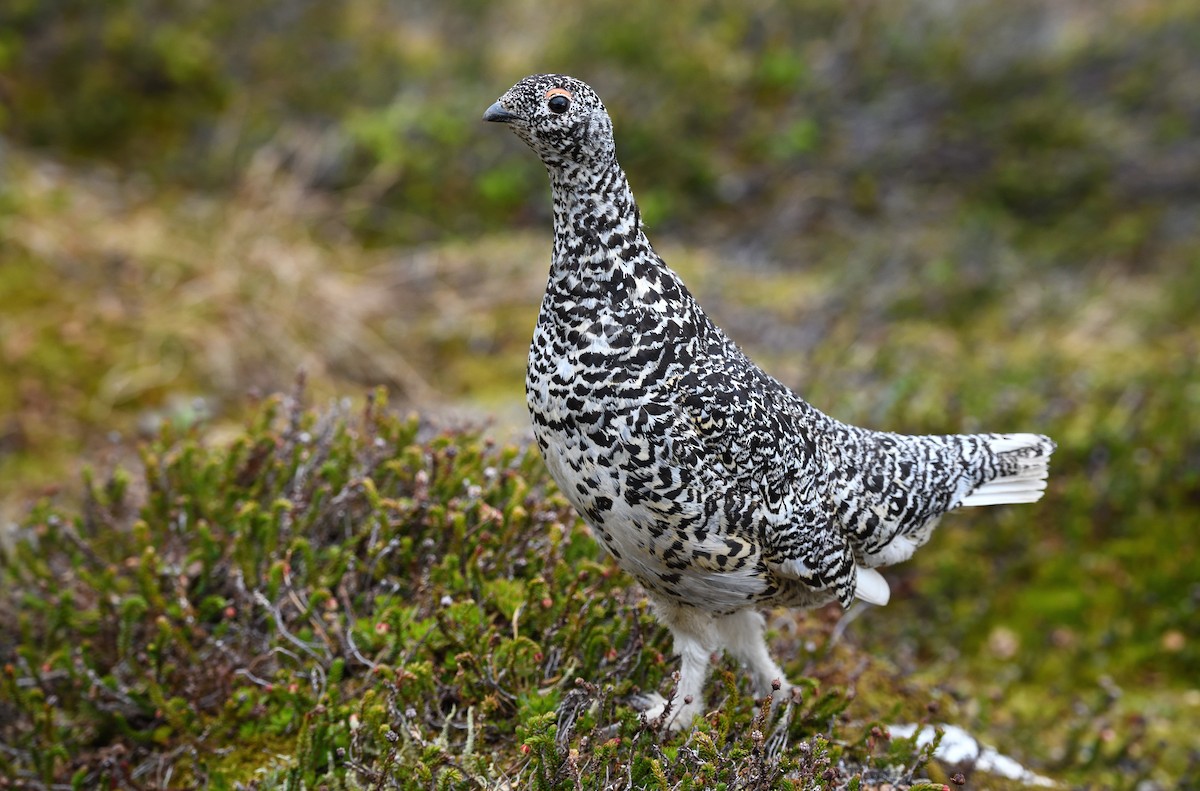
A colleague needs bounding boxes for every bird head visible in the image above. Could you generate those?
[483,74,616,170]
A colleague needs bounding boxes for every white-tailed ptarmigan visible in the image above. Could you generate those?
[484,74,1055,731]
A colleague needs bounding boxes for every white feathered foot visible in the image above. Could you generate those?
[633,599,793,732]
[636,588,880,732]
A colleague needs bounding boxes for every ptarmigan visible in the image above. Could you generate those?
[484,74,1055,731]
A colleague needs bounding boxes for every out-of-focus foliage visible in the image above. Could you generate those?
[1,0,1198,787]
[4,1,1198,245]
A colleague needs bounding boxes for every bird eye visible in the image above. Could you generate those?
[548,94,570,114]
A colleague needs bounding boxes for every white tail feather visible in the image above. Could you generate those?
[854,566,891,606]
[960,492,1045,506]
[968,480,1048,495]
[986,433,1045,454]
[959,433,1054,507]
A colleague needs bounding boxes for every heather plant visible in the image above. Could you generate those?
[1,385,976,787]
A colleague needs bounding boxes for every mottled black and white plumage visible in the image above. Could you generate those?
[484,74,1056,730]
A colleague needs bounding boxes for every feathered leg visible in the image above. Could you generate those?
[715,608,791,700]
[636,596,719,731]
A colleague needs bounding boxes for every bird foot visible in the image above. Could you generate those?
[751,675,797,709]
[630,691,700,732]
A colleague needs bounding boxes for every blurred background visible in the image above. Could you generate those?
[1,0,1197,782]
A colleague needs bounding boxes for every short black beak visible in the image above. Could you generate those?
[483,101,519,123]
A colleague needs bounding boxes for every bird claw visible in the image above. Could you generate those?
[629,692,668,713]
[765,702,794,759]
[631,691,675,730]
[630,691,699,732]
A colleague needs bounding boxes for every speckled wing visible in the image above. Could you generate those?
[823,428,1055,570]
[668,357,864,608]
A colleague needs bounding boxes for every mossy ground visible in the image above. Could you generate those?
[2,2,1199,788]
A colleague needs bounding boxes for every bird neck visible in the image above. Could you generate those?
[546,158,655,296]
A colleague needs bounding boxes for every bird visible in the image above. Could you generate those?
[483,74,1055,731]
